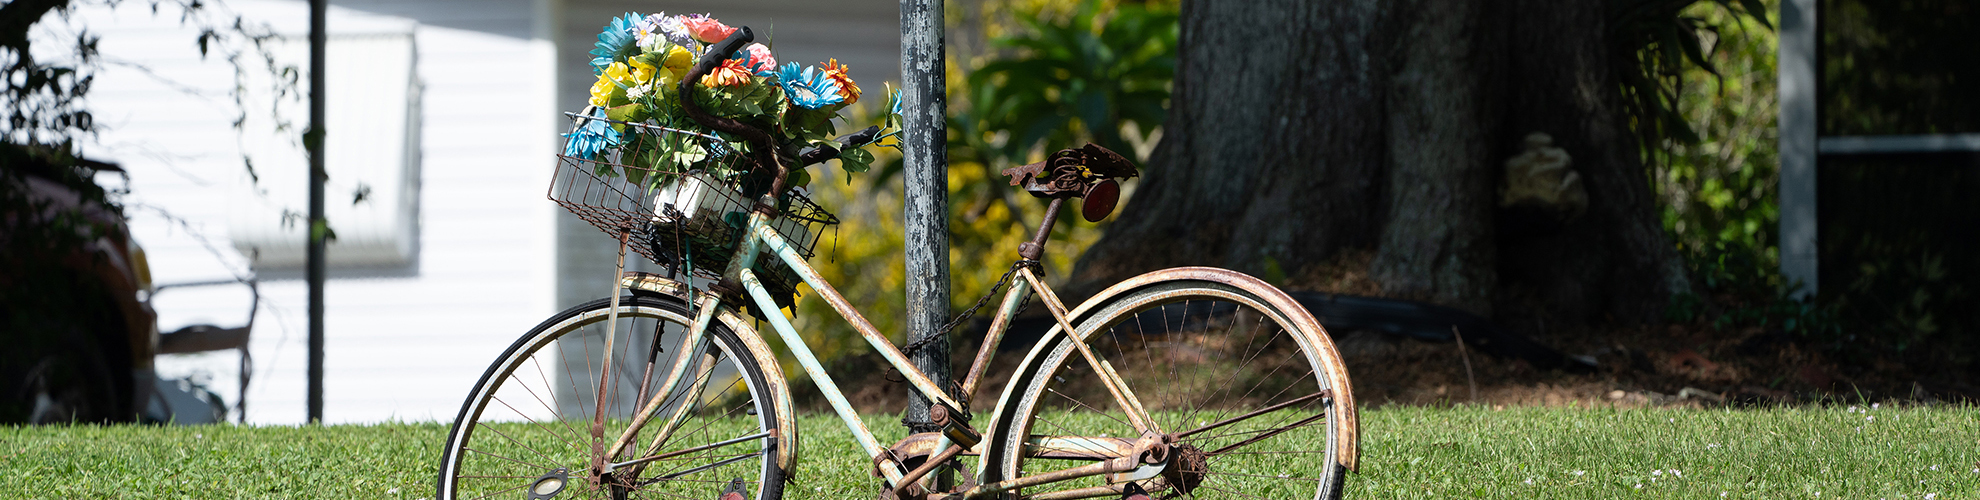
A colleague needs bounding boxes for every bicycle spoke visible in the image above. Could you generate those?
[525,355,590,445]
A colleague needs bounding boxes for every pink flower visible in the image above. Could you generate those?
[739,43,777,73]
[681,15,737,43]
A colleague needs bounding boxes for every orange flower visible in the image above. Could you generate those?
[701,58,753,87]
[820,58,860,104]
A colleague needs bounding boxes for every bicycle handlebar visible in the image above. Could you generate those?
[677,27,886,206]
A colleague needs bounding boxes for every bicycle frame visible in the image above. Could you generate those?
[599,204,1359,498]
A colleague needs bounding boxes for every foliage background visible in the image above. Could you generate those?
[775,0,1175,385]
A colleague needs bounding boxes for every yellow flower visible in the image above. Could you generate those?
[660,45,694,82]
[628,58,658,82]
[588,62,646,106]
[821,58,860,104]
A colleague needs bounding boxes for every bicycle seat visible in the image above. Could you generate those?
[1001,143,1139,222]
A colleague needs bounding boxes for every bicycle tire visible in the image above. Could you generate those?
[437,295,785,500]
[985,276,1351,500]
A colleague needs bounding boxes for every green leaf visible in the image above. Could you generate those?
[837,147,873,176]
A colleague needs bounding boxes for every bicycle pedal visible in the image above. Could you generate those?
[717,477,747,500]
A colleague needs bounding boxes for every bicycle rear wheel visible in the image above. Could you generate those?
[437,295,784,500]
[987,275,1351,500]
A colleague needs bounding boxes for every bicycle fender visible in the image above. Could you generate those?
[622,273,801,479]
[986,267,1360,472]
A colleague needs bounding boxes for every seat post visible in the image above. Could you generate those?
[1018,197,1067,261]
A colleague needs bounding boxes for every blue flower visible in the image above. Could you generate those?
[562,109,622,160]
[589,13,640,74]
[774,63,844,109]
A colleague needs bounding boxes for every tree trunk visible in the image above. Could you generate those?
[1071,0,1690,326]
[1070,0,1390,295]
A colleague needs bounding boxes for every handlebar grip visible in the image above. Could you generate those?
[684,26,755,89]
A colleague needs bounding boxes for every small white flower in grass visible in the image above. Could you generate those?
[1868,415,1875,422]
[1573,470,1585,476]
[1873,403,1880,410]
[387,488,400,495]
[1653,470,1663,476]
[1721,492,1727,498]
[1850,406,1858,413]
[1673,469,1682,478]
[1635,484,1643,490]
[1930,465,1939,471]
[1524,478,1534,485]
[1925,493,1936,499]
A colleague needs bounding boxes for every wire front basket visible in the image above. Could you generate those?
[549,114,837,297]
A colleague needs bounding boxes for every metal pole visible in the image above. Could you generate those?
[306,0,328,424]
[1778,0,1818,298]
[900,0,950,437]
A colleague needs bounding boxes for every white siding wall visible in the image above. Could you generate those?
[55,0,557,424]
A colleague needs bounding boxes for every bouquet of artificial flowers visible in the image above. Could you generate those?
[561,12,894,193]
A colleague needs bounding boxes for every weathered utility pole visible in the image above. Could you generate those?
[900,0,950,438]
[306,0,327,424]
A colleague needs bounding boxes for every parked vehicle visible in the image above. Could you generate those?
[2,144,250,424]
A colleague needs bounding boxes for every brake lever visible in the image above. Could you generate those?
[796,125,883,166]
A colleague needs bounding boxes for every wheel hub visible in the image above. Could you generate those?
[1161,443,1207,496]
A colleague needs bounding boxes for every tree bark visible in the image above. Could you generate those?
[1369,0,1502,314]
[1072,0,1691,326]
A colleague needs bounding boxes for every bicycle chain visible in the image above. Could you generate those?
[900,259,1040,357]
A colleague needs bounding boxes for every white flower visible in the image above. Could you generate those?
[1867,415,1875,421]
[1721,492,1728,498]
[1924,494,1935,500]
[1524,478,1534,485]
[1872,403,1880,409]
[1930,465,1938,471]
[1849,406,1858,413]
[1653,470,1663,476]
[1573,470,1586,476]
[1635,484,1643,489]
[1673,469,1682,478]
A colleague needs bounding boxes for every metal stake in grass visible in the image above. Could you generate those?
[1452,326,1478,403]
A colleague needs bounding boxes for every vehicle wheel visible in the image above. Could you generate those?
[987,278,1350,500]
[437,295,785,500]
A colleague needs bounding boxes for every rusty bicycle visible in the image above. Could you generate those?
[436,27,1358,500]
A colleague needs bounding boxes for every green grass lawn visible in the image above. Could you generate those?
[3,405,1976,499]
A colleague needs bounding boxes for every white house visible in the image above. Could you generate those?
[57,0,898,425]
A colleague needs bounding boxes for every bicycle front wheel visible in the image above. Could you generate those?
[438,295,785,500]
[987,274,1351,500]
